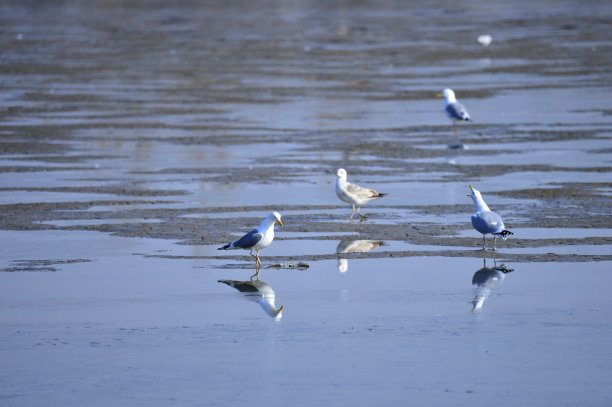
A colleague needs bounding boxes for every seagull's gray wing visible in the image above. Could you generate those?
[231,229,264,249]
[446,102,470,121]
[471,211,504,235]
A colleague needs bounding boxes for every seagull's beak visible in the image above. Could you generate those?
[467,185,474,196]
[278,219,283,227]
[436,93,442,98]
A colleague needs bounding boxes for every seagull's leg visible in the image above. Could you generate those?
[249,250,258,262]
[482,235,486,251]
[493,236,497,251]
[357,207,367,219]
[349,205,355,220]
[255,251,262,267]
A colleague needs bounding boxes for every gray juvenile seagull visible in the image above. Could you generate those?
[218,211,283,268]
[335,168,387,219]
[438,88,471,130]
[468,185,513,251]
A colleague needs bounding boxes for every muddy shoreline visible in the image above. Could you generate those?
[2,186,611,271]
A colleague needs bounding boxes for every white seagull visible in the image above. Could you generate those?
[218,212,283,269]
[438,88,471,130]
[477,34,492,48]
[468,185,513,251]
[335,168,387,220]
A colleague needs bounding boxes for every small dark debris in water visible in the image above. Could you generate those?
[267,262,310,269]
[447,143,469,150]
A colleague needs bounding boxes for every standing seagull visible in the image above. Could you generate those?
[335,168,387,220]
[218,212,283,269]
[438,88,471,130]
[468,185,513,250]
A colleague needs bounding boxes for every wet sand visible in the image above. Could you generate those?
[1,0,612,405]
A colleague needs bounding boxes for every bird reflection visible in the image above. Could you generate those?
[471,257,514,312]
[218,272,284,320]
[336,238,386,273]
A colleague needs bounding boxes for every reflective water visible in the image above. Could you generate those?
[2,252,611,406]
[1,0,612,405]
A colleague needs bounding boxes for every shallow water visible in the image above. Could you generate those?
[1,0,612,405]
[2,253,612,406]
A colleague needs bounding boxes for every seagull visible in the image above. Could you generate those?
[335,168,387,220]
[437,88,471,130]
[468,185,513,251]
[218,278,284,320]
[477,34,492,48]
[218,212,283,270]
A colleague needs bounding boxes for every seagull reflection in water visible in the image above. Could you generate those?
[336,238,386,273]
[471,257,514,313]
[218,272,284,320]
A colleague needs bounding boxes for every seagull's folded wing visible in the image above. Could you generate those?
[232,229,264,249]
[346,182,378,199]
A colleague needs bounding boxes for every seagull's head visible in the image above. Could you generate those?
[437,88,456,102]
[272,211,283,227]
[336,168,347,180]
[468,185,490,212]
[467,184,484,201]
